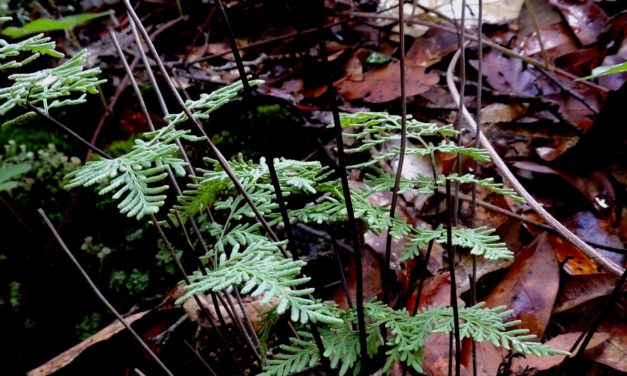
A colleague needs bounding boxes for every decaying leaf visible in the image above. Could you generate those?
[337,61,439,103]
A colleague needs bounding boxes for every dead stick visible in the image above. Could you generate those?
[445,49,623,277]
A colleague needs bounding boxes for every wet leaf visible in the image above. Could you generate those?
[337,61,439,103]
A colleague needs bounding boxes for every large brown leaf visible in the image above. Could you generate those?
[484,232,559,337]
[337,61,439,103]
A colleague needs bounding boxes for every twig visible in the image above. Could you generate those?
[523,0,549,69]
[445,49,624,277]
[38,209,175,376]
[183,340,219,376]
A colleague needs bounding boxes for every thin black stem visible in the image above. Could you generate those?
[38,209,175,376]
[223,292,261,360]
[214,0,251,95]
[332,240,353,309]
[183,340,219,376]
[266,157,297,259]
[383,0,409,303]
[27,104,109,159]
[446,179,462,376]
[411,240,434,316]
[318,1,368,370]
[233,288,261,347]
[469,1,482,375]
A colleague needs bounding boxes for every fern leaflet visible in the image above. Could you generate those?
[65,124,203,219]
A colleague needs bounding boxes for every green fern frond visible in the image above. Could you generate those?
[177,239,341,325]
[0,49,105,126]
[400,225,513,261]
[165,79,264,126]
[171,156,333,226]
[65,124,202,220]
[0,32,64,69]
[259,331,320,376]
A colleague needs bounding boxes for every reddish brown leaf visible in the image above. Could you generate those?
[554,273,616,313]
[512,332,610,371]
[484,232,559,337]
[337,62,439,103]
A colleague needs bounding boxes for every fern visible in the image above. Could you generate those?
[171,156,333,226]
[261,301,568,376]
[0,32,64,69]
[0,49,105,126]
[400,225,513,261]
[177,238,341,325]
[259,331,320,376]
[165,79,264,126]
[64,124,203,219]
[363,170,523,204]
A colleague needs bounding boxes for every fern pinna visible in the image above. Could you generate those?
[64,80,567,375]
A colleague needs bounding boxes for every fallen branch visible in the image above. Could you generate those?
[446,49,624,277]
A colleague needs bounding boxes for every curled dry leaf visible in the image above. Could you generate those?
[27,311,150,376]
[337,61,439,103]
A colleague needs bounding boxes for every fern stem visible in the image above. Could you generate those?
[38,209,176,376]
[111,30,259,362]
[266,157,297,260]
[317,2,368,371]
[214,0,251,96]
[383,0,409,304]
[124,0,283,251]
[333,240,353,309]
[470,2,483,374]
[27,104,109,159]
[445,179,462,376]
[224,291,262,360]
[183,340,219,376]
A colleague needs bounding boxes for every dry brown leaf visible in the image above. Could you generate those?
[590,320,627,372]
[27,311,149,376]
[512,332,610,371]
[554,273,616,313]
[337,61,439,103]
[484,232,559,337]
